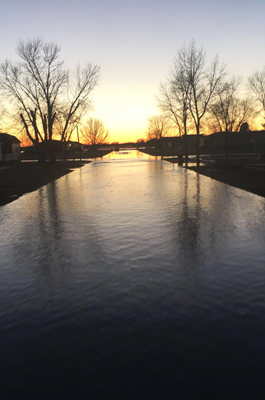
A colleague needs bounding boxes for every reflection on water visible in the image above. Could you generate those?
[1,150,265,398]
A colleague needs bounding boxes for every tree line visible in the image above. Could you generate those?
[1,38,265,164]
[0,38,109,162]
[147,39,265,165]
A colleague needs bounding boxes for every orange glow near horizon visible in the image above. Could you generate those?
[3,106,265,146]
[88,86,158,143]
[2,92,157,145]
[1,0,265,149]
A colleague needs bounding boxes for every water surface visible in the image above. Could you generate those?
[1,150,265,398]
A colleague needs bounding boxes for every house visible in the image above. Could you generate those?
[203,131,265,154]
[37,140,83,153]
[0,133,21,162]
[67,141,84,151]
[161,136,184,155]
[161,135,205,155]
[185,134,204,155]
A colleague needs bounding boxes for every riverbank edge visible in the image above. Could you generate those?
[140,149,265,198]
[0,160,89,207]
[164,157,265,198]
[188,165,265,198]
[1,150,114,207]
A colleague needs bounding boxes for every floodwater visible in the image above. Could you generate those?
[1,150,265,398]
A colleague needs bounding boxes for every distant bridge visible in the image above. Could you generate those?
[100,143,139,150]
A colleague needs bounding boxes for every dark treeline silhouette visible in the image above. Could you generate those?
[1,38,265,164]
[148,39,265,164]
[0,38,100,163]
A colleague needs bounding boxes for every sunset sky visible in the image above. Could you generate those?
[1,0,265,143]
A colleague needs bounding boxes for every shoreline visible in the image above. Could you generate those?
[164,157,265,198]
[1,150,113,207]
[2,151,265,207]
[140,150,265,198]
[0,160,89,207]
[187,164,265,198]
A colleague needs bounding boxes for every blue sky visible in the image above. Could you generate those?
[1,0,264,142]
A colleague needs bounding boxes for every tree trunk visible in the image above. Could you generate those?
[196,125,200,167]
[48,149,56,164]
[63,141,67,161]
[184,133,189,167]
[160,134,163,158]
[35,144,47,164]
[48,140,56,164]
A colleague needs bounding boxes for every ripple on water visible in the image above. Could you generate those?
[1,151,265,396]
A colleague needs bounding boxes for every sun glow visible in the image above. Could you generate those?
[89,85,158,143]
[89,104,151,143]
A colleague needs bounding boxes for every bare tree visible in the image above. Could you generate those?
[208,76,254,155]
[0,101,6,131]
[146,114,171,154]
[147,114,171,140]
[81,118,109,148]
[177,39,225,165]
[0,38,100,161]
[157,66,193,161]
[59,63,99,142]
[249,67,265,124]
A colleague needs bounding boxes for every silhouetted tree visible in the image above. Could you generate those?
[208,75,253,155]
[239,122,250,133]
[0,38,100,162]
[146,114,171,153]
[249,67,265,122]
[176,39,225,166]
[146,115,171,140]
[0,101,6,131]
[81,118,109,148]
[157,69,193,162]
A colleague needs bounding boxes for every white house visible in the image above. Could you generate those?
[0,133,21,162]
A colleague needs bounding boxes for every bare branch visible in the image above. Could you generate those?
[249,67,265,122]
[81,118,109,146]
[0,38,100,157]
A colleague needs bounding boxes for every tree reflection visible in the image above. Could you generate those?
[33,177,105,279]
[178,170,202,263]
